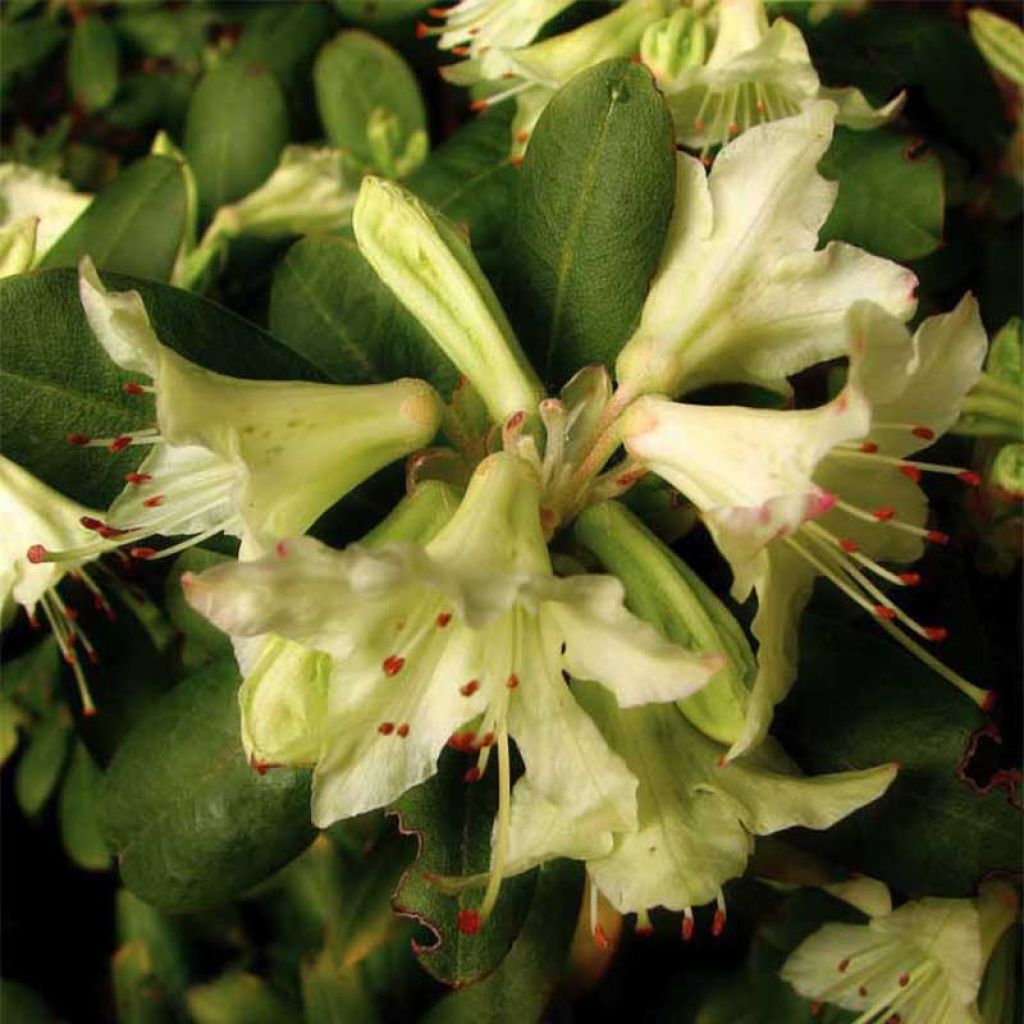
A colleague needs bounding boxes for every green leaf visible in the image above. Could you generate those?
[0,695,29,767]
[186,973,302,1024]
[40,155,186,281]
[819,128,944,261]
[420,860,584,1024]
[165,549,234,673]
[184,59,289,220]
[0,980,55,1024]
[269,235,457,392]
[112,939,176,1024]
[233,3,334,85]
[314,30,426,172]
[68,16,120,113]
[391,751,537,986]
[1,636,59,719]
[504,58,675,385]
[776,613,1022,896]
[0,18,66,87]
[403,108,517,277]
[302,950,380,1024]
[116,888,191,996]
[330,0,429,24]
[0,267,323,509]
[14,709,71,817]
[59,740,113,870]
[98,658,315,912]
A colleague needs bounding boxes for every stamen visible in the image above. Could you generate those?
[125,472,152,485]
[476,723,511,924]
[122,381,155,395]
[635,909,654,937]
[711,890,726,937]
[682,907,695,941]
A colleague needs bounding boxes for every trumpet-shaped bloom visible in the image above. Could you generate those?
[623,298,991,756]
[0,163,91,263]
[499,685,896,939]
[39,258,442,565]
[183,453,722,926]
[616,101,918,399]
[651,0,903,154]
[441,0,669,155]
[1,456,114,714]
[419,0,576,59]
[782,882,1018,1024]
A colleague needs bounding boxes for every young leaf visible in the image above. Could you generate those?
[186,973,302,1024]
[58,741,112,871]
[98,657,316,912]
[68,16,119,113]
[184,60,289,219]
[40,155,186,281]
[819,128,945,261]
[505,58,675,385]
[14,710,71,817]
[269,235,457,392]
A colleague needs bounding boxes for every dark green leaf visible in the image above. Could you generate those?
[777,613,1022,896]
[302,950,380,1024]
[114,7,214,63]
[420,860,584,1024]
[186,973,302,1024]
[0,980,55,1024]
[269,235,457,392]
[505,58,675,385]
[0,267,323,509]
[1,636,60,718]
[330,0,429,24]
[819,128,945,261]
[391,751,537,986]
[59,740,112,870]
[14,709,71,816]
[68,16,120,113]
[98,658,315,912]
[234,3,334,85]
[0,18,66,87]
[40,155,186,281]
[184,59,289,219]
[116,888,191,996]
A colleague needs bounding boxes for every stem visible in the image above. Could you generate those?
[478,722,511,923]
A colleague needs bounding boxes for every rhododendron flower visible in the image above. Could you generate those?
[418,0,576,60]
[0,162,91,267]
[183,452,722,929]
[615,101,918,400]
[38,258,442,565]
[623,298,992,757]
[782,881,1018,1024]
[648,0,903,156]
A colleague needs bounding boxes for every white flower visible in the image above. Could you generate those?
[418,0,577,59]
[39,258,443,566]
[623,297,992,757]
[615,101,918,399]
[183,452,722,929]
[782,881,1018,1024]
[650,0,903,155]
[0,163,91,264]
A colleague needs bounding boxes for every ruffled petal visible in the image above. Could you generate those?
[822,85,906,130]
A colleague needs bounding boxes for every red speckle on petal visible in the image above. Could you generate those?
[275,541,288,558]
[515,130,529,143]
[80,516,103,530]
[457,910,481,935]
[477,732,494,748]
[143,495,165,508]
[436,612,452,627]
[125,472,152,485]
[837,958,851,973]
[122,382,147,395]
[448,731,477,752]
[460,679,480,697]
[378,722,395,735]
[860,441,879,453]
[911,426,935,440]
[383,655,405,677]
[506,411,525,430]
[396,723,410,738]
[415,21,429,38]
[506,674,519,689]
[840,538,859,553]
[872,507,895,521]
[898,973,910,987]
[859,986,869,997]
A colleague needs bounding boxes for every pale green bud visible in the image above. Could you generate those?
[366,108,429,180]
[969,8,1024,87]
[640,9,707,85]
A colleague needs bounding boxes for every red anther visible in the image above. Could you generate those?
[124,472,152,485]
[873,604,896,621]
[593,925,612,949]
[447,731,477,752]
[143,495,165,508]
[478,731,495,748]
[63,651,77,666]
[122,382,147,395]
[860,441,879,453]
[898,973,910,987]
[469,98,489,112]
[872,507,895,521]
[80,516,104,530]
[67,433,91,446]
[436,612,452,627]
[837,957,851,973]
[635,924,654,938]
[911,426,935,440]
[426,5,447,15]
[130,547,157,560]
[839,538,859,553]
[616,469,645,487]
[898,572,921,586]
[505,410,525,430]
[383,655,405,677]
[109,435,133,452]
[711,909,725,937]
[451,44,470,56]
[506,673,519,689]
[415,21,429,38]
[26,544,47,564]
[378,722,395,736]
[982,691,998,713]
[98,525,128,539]
[396,723,410,738]
[682,916,695,941]
[898,465,922,483]
[460,679,480,696]
[924,627,948,642]
[926,530,949,545]
[275,541,288,558]
[463,766,481,783]
[457,910,481,935]
[515,130,529,143]
[83,706,98,718]
[958,470,981,486]
[250,757,277,775]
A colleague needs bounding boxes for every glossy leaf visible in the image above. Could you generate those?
[0,267,323,509]
[184,59,289,219]
[68,16,119,113]
[820,128,944,261]
[505,58,675,385]
[391,751,537,986]
[269,235,457,392]
[14,710,71,817]
[40,155,186,281]
[59,741,113,871]
[776,613,1022,896]
[98,658,316,912]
